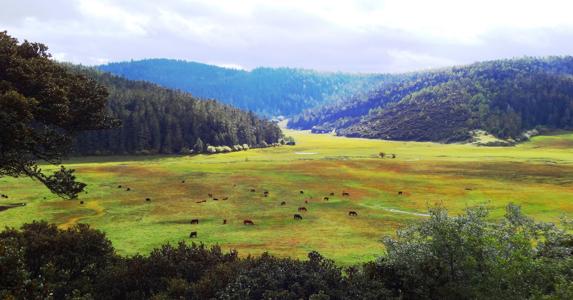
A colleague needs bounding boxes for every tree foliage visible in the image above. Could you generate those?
[0,31,114,199]
[99,59,388,117]
[290,57,573,142]
[70,67,283,155]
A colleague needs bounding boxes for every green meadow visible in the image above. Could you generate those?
[1,130,572,265]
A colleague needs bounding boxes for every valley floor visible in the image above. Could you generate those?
[1,130,572,265]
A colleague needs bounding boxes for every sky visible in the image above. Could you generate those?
[2,0,573,73]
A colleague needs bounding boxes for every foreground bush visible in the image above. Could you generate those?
[2,204,573,299]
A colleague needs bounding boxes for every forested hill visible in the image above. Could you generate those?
[98,59,386,117]
[70,67,282,155]
[289,57,573,143]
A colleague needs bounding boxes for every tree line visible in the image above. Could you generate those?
[99,59,388,117]
[290,57,573,142]
[71,67,283,155]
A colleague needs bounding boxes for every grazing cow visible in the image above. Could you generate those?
[80,201,84,205]
[304,200,308,204]
[182,180,186,183]
[342,192,350,196]
[208,193,213,198]
[196,200,207,203]
[126,188,131,191]
[189,231,197,238]
[117,185,122,188]
[264,191,269,195]
[244,220,255,225]
[465,187,473,191]
[348,211,358,216]
[398,191,403,195]
[391,154,396,159]
[298,207,307,212]
[191,219,199,224]
[250,189,256,192]
[323,197,329,201]
[223,219,227,224]
[145,198,151,202]
[280,201,287,206]
[222,197,229,200]
[213,198,219,201]
[300,190,304,194]
[329,192,335,196]
[294,214,303,220]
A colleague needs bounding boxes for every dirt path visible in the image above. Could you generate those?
[59,201,105,229]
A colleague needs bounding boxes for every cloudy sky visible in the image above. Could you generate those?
[2,0,573,73]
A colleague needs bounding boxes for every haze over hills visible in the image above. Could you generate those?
[98,59,388,117]
[289,57,573,143]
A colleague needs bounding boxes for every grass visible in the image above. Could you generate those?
[1,129,572,265]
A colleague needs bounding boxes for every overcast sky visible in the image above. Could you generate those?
[2,0,573,73]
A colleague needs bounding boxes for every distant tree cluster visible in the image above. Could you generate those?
[290,57,573,142]
[99,59,389,117]
[70,67,283,155]
[2,204,573,299]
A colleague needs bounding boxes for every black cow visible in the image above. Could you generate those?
[300,190,304,194]
[323,197,329,201]
[223,219,227,224]
[191,219,199,224]
[222,197,229,200]
[280,201,286,206]
[80,201,84,205]
[145,198,151,202]
[398,191,403,195]
[294,214,303,220]
[348,211,358,216]
[342,192,350,196]
[189,231,197,238]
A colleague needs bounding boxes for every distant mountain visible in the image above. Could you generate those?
[68,66,282,155]
[289,57,573,143]
[98,59,388,117]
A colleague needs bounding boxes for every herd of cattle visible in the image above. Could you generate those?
[107,182,381,239]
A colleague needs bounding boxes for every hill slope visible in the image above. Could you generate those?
[289,57,573,142]
[70,67,282,155]
[98,59,386,117]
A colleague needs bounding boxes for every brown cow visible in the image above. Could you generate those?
[329,192,335,196]
[280,201,287,206]
[126,187,131,191]
[398,191,403,195]
[323,197,329,201]
[342,191,350,196]
[196,200,207,203]
[298,207,307,212]
[222,197,229,200]
[213,198,219,201]
[189,231,197,238]
[294,214,303,220]
[250,188,256,192]
[244,220,255,225]
[348,211,358,216]
[304,200,308,204]
[181,180,186,183]
[223,219,227,224]
[264,191,269,195]
[208,193,213,198]
[191,219,199,224]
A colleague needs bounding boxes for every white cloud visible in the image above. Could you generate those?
[2,0,573,72]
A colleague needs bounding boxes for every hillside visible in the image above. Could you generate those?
[98,59,387,117]
[289,57,573,143]
[70,67,282,155]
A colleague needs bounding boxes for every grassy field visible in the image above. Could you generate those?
[1,129,573,265]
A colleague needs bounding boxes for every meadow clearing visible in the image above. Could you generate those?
[1,130,572,265]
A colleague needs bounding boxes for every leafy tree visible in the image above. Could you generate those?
[0,31,114,199]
